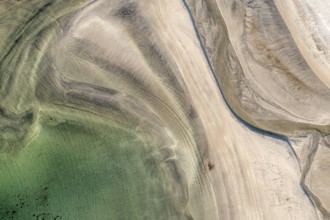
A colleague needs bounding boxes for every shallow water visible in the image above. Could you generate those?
[0,118,174,219]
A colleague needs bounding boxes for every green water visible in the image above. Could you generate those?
[0,119,168,220]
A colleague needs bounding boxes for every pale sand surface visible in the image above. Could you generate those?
[274,0,330,88]
[0,0,329,219]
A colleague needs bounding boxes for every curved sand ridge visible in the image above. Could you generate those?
[0,0,329,219]
[0,0,215,219]
[186,0,330,218]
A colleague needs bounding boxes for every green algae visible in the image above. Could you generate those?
[0,117,169,220]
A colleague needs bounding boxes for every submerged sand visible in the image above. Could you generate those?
[0,0,329,219]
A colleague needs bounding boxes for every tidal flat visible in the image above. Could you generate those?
[1,0,330,219]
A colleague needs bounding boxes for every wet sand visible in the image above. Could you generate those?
[0,0,329,219]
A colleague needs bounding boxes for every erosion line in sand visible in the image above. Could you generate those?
[180,0,318,208]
